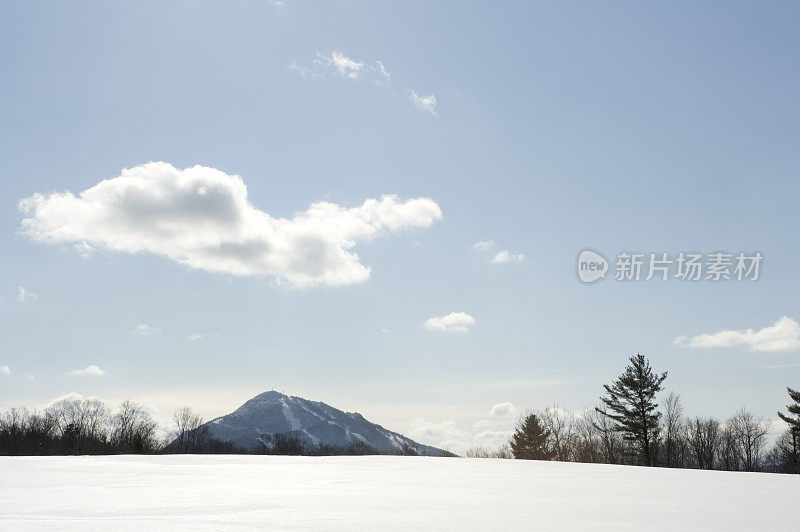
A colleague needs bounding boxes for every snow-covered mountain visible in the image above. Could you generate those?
[199,391,451,456]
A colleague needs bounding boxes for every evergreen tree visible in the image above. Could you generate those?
[595,354,667,466]
[510,413,554,460]
[777,387,800,473]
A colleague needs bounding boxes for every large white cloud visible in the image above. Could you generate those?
[18,162,441,288]
[423,312,475,333]
[674,316,800,352]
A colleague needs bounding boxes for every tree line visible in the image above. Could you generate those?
[472,354,799,474]
[0,400,425,457]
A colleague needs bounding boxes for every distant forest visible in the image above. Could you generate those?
[0,400,423,458]
[1,354,798,475]
[469,355,799,475]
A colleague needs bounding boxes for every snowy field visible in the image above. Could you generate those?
[1,455,799,530]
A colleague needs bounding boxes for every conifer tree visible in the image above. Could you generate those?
[777,387,800,473]
[510,413,554,460]
[595,354,667,466]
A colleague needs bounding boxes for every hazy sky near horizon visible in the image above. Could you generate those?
[1,1,799,453]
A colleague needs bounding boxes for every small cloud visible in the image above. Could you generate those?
[290,51,390,84]
[674,316,800,352]
[270,0,285,6]
[423,312,474,333]
[67,365,106,377]
[186,334,204,342]
[471,240,497,252]
[380,328,391,334]
[17,286,37,303]
[489,402,516,417]
[409,90,437,116]
[131,324,161,336]
[491,250,525,264]
[0,365,10,376]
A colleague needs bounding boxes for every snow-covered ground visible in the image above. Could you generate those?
[1,455,798,530]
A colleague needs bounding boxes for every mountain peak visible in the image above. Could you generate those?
[202,391,450,456]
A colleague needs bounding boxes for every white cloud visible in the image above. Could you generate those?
[16,286,37,302]
[131,324,161,336]
[471,240,497,252]
[674,316,800,352]
[289,51,390,84]
[0,365,9,376]
[67,365,106,377]
[423,312,475,333]
[491,250,524,264]
[186,334,204,342]
[19,162,442,288]
[407,419,470,443]
[409,90,437,116]
[489,402,516,417]
[379,328,391,334]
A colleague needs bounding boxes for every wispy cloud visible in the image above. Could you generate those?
[289,51,391,84]
[471,240,497,252]
[0,365,10,376]
[290,51,439,116]
[67,365,106,377]
[763,362,800,369]
[17,286,37,303]
[423,312,475,333]
[674,316,800,352]
[409,90,437,116]
[491,250,525,264]
[186,334,204,342]
[131,324,161,336]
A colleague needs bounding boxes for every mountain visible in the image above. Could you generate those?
[197,391,452,456]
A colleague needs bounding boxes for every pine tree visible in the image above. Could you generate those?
[510,413,554,460]
[777,387,800,473]
[595,354,667,466]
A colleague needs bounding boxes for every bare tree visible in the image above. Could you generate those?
[686,417,720,469]
[717,424,740,471]
[111,400,159,453]
[173,407,206,452]
[662,392,686,468]
[730,408,770,472]
[591,405,624,464]
[45,396,109,452]
[573,415,602,463]
[540,405,577,461]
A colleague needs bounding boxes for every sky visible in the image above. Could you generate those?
[1,1,799,454]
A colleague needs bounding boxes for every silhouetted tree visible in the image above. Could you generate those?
[510,413,554,460]
[110,400,159,453]
[730,408,769,472]
[596,354,667,466]
[777,387,800,473]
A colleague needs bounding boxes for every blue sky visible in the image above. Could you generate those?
[1,1,799,452]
